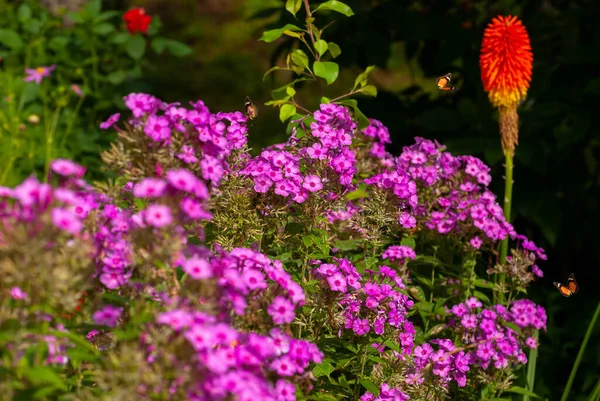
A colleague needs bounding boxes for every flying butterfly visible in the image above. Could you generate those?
[553,273,579,297]
[436,73,458,91]
[244,96,258,120]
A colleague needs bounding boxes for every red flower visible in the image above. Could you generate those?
[480,15,533,109]
[123,8,152,35]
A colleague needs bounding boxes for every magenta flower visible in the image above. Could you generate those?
[50,159,86,178]
[144,204,173,228]
[166,169,200,193]
[183,256,213,279]
[100,113,120,130]
[302,174,323,192]
[10,287,28,300]
[24,65,56,84]
[144,115,171,141]
[93,305,123,327]
[51,207,82,234]
[133,178,167,198]
[268,296,295,324]
[253,175,273,193]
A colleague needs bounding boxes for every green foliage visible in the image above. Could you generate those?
[0,0,190,186]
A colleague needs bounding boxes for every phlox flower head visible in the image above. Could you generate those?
[93,305,123,327]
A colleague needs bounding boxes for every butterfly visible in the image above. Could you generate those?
[436,73,458,91]
[553,273,579,297]
[244,96,258,120]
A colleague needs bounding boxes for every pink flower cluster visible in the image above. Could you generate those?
[313,258,416,355]
[361,118,393,161]
[405,297,547,389]
[360,382,410,401]
[155,247,322,400]
[240,103,358,202]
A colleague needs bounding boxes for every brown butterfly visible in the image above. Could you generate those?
[244,96,258,120]
[436,73,458,91]
[553,273,579,297]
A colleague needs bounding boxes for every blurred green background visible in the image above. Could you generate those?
[4,0,600,398]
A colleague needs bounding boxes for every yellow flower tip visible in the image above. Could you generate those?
[479,15,533,109]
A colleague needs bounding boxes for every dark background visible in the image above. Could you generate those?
[111,0,600,398]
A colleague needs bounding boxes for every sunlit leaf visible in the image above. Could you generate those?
[359,85,377,97]
[280,104,297,122]
[291,49,310,70]
[353,65,376,90]
[0,29,23,49]
[314,39,328,57]
[285,0,302,16]
[260,24,302,43]
[313,61,339,85]
[314,0,355,17]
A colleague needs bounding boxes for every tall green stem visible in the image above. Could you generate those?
[561,301,600,401]
[496,150,514,303]
[523,330,539,401]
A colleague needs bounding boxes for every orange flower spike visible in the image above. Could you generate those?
[480,15,533,156]
[480,15,533,109]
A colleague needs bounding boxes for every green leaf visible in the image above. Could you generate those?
[164,39,192,57]
[345,187,369,200]
[504,322,523,336]
[506,386,541,399]
[353,65,376,90]
[314,39,328,57]
[22,366,67,390]
[111,32,130,44]
[151,37,167,54]
[23,19,42,34]
[360,379,379,394]
[333,239,360,251]
[313,61,339,85]
[48,36,70,51]
[285,0,302,16]
[271,78,309,100]
[92,22,114,35]
[321,96,330,103]
[94,10,120,23]
[280,104,297,122]
[85,0,102,17]
[17,4,32,22]
[107,71,127,84]
[328,42,342,58]
[126,34,146,59]
[259,24,302,43]
[400,236,416,249]
[67,11,84,24]
[313,361,335,377]
[473,290,491,304]
[291,49,310,70]
[314,0,355,17]
[359,85,377,97]
[0,29,24,49]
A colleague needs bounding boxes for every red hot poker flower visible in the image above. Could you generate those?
[480,15,533,155]
[123,8,152,35]
[480,15,533,109]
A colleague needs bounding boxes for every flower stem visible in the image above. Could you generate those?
[560,300,600,401]
[523,330,539,401]
[496,149,513,303]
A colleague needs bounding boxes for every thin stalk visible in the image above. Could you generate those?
[523,330,539,401]
[588,379,600,401]
[44,107,62,181]
[560,300,600,401]
[59,94,86,150]
[496,150,514,303]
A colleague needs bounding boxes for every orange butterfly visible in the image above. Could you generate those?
[553,273,579,297]
[245,96,258,120]
[436,73,458,91]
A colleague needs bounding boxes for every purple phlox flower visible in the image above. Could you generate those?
[268,296,295,324]
[143,204,173,228]
[50,159,86,178]
[51,207,83,234]
[93,305,123,327]
[100,113,120,130]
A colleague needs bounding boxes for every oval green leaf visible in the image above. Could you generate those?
[151,37,167,54]
[328,42,342,58]
[17,4,32,22]
[291,49,310,70]
[285,0,302,16]
[0,29,23,49]
[359,84,378,97]
[313,61,339,85]
[126,34,146,60]
[314,39,328,57]
[314,0,355,17]
[259,24,302,43]
[165,39,192,57]
[92,22,114,36]
[280,104,297,122]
